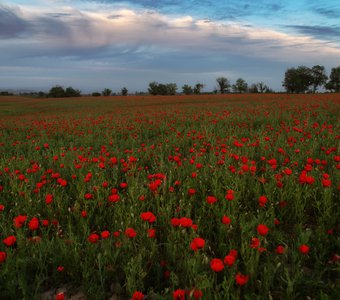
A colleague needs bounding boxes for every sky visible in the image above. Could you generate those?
[1,0,340,93]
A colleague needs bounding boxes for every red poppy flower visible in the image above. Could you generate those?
[58,179,67,186]
[125,228,137,238]
[188,188,196,196]
[225,189,234,201]
[276,245,285,254]
[13,215,27,228]
[140,211,156,223]
[210,258,224,272]
[88,233,100,244]
[322,179,331,187]
[250,237,260,249]
[0,251,6,263]
[147,228,156,238]
[57,266,64,272]
[258,196,267,207]
[108,194,120,203]
[223,254,236,267]
[193,289,203,299]
[235,273,249,286]
[206,195,217,204]
[229,249,238,258]
[283,168,292,175]
[101,230,110,239]
[221,215,231,225]
[84,193,93,200]
[45,194,53,204]
[299,244,310,255]
[179,217,193,227]
[257,224,269,236]
[120,182,128,189]
[190,237,205,251]
[41,219,49,227]
[173,289,186,300]
[3,235,16,247]
[28,217,39,231]
[131,291,144,300]
[55,292,65,300]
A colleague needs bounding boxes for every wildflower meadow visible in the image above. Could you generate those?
[0,93,339,299]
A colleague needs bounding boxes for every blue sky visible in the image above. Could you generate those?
[1,0,340,93]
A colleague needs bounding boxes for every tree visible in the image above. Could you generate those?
[157,84,168,95]
[248,84,258,93]
[65,87,81,97]
[311,65,327,93]
[248,82,272,93]
[121,87,128,96]
[193,83,204,94]
[256,82,269,93]
[282,66,313,93]
[216,77,230,94]
[325,66,340,92]
[232,78,248,93]
[148,82,159,95]
[148,82,177,95]
[102,88,112,96]
[38,91,46,98]
[166,83,177,95]
[48,85,65,98]
[92,92,101,97]
[0,91,14,96]
[182,84,193,95]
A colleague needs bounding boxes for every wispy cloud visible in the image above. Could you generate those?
[285,25,340,42]
[1,4,339,60]
[312,5,340,19]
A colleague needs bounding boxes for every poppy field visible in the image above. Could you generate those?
[0,93,339,299]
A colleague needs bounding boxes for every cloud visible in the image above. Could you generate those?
[312,6,340,19]
[0,5,30,38]
[286,25,340,41]
[2,4,339,60]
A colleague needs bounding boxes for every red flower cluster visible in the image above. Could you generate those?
[190,237,205,251]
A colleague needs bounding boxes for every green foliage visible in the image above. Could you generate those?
[121,87,128,96]
[311,65,328,93]
[216,77,231,94]
[282,66,313,93]
[65,87,81,97]
[102,88,112,96]
[0,94,339,299]
[148,82,177,95]
[232,78,248,93]
[325,66,340,92]
[182,84,193,95]
[0,91,14,96]
[248,82,271,93]
[283,65,329,93]
[48,85,66,98]
[193,83,204,94]
[48,85,81,98]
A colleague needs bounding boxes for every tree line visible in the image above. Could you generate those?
[147,65,339,95]
[2,65,339,97]
[283,65,340,93]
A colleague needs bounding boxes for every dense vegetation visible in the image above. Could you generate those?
[0,94,339,299]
